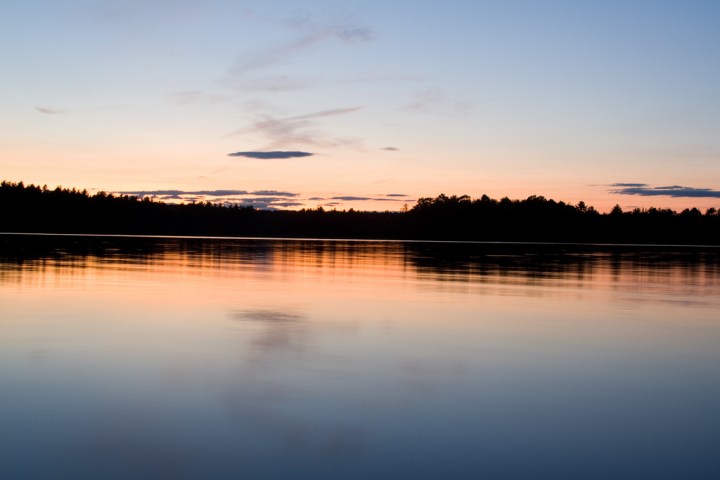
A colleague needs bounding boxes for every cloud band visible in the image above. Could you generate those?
[228,151,313,159]
[610,183,720,198]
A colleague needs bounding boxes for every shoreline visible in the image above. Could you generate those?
[3,231,720,250]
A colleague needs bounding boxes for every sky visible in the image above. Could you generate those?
[2,0,719,212]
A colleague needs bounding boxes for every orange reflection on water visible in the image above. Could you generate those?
[2,237,719,301]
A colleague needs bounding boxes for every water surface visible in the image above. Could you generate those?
[1,235,719,479]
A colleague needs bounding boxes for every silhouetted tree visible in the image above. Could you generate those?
[1,180,719,244]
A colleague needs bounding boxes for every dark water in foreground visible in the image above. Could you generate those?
[1,234,719,479]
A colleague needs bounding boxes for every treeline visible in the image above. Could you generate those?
[1,181,719,244]
[0,181,403,238]
[408,193,720,243]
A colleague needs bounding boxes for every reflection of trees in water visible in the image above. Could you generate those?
[2,234,719,294]
[0,237,413,292]
[403,242,720,292]
[0,235,278,280]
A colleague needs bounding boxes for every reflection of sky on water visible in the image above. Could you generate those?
[1,235,720,479]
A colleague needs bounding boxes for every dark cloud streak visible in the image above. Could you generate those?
[228,151,313,159]
[331,196,372,201]
[251,190,299,197]
[610,184,720,198]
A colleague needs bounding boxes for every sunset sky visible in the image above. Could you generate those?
[2,0,719,212]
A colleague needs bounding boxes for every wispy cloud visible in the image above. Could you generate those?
[283,10,375,44]
[35,106,64,115]
[219,10,381,96]
[610,183,648,188]
[609,183,720,198]
[231,74,317,93]
[251,190,299,197]
[402,88,473,115]
[228,151,313,159]
[224,106,362,150]
[309,194,407,204]
[169,90,231,105]
[294,107,362,119]
[382,147,399,151]
[230,309,303,323]
[225,13,374,91]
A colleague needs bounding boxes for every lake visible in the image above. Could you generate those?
[1,234,719,479]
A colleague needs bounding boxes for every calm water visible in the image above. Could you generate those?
[1,234,720,479]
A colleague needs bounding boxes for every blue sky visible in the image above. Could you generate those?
[2,0,719,211]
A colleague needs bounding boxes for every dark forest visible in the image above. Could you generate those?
[2,181,719,244]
